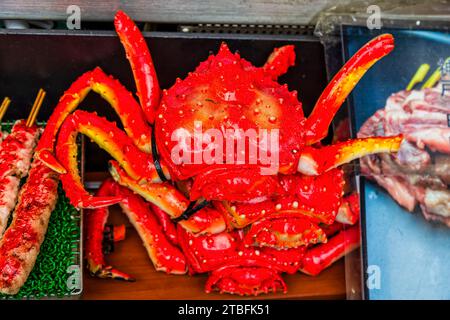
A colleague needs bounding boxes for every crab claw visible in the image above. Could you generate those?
[262,45,296,80]
[299,225,360,276]
[305,34,395,144]
[205,266,287,296]
[56,110,161,208]
[109,160,189,219]
[243,215,327,249]
[297,135,403,175]
[114,10,160,124]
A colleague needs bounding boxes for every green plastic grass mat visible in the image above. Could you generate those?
[0,122,82,299]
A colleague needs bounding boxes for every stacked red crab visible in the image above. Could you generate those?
[38,11,398,297]
[83,26,361,295]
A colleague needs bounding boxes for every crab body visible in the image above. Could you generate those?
[37,11,402,295]
[155,43,305,182]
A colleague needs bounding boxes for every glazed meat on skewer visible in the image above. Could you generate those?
[0,90,45,236]
[0,158,59,294]
[0,89,58,294]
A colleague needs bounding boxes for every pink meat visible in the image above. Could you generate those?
[405,127,450,154]
[357,83,450,225]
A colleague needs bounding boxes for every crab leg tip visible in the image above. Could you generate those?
[91,266,135,282]
[297,135,403,175]
[37,150,67,174]
[114,9,160,124]
[263,44,296,79]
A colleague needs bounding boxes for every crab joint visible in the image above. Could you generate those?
[335,193,360,225]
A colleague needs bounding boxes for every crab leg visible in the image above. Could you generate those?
[85,179,135,281]
[304,34,395,144]
[149,203,179,245]
[56,110,165,208]
[299,225,360,276]
[297,135,403,175]
[118,184,187,274]
[114,10,160,124]
[40,11,161,173]
[36,67,153,173]
[320,222,344,238]
[109,160,189,218]
[86,179,187,280]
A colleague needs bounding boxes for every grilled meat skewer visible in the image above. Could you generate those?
[0,90,46,237]
[0,120,41,236]
[0,159,58,294]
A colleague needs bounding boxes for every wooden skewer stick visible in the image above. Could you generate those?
[26,89,46,127]
[25,89,43,127]
[29,90,46,127]
[0,97,11,122]
[406,64,430,91]
[26,89,44,127]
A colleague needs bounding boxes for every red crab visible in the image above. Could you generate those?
[36,11,401,295]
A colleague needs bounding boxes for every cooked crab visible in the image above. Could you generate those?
[36,11,401,295]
